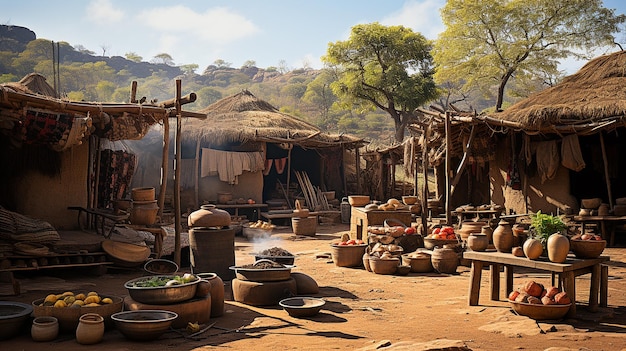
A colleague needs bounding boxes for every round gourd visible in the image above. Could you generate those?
[523,238,543,260]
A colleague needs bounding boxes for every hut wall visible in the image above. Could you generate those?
[490,137,577,216]
[13,144,89,230]
[197,172,263,206]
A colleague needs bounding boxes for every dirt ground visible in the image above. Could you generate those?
[2,222,626,351]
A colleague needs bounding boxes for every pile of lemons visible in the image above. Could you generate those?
[39,291,114,308]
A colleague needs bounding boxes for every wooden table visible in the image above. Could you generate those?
[216,203,268,221]
[573,215,626,246]
[453,209,502,226]
[463,250,609,317]
[350,207,412,240]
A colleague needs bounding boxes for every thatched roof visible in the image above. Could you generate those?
[3,73,58,97]
[183,90,365,149]
[488,50,626,135]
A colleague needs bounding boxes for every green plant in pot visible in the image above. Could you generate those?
[529,211,567,250]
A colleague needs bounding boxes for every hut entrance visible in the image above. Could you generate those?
[570,132,626,204]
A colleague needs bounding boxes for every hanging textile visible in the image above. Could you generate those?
[201,148,264,184]
[561,134,586,172]
[263,159,273,176]
[17,108,74,145]
[98,140,137,208]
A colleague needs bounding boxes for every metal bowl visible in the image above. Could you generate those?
[279,297,325,318]
[124,275,200,305]
[111,310,177,341]
[0,301,33,340]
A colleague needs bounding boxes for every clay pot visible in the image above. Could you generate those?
[467,233,489,252]
[197,273,225,317]
[75,313,104,345]
[129,200,159,225]
[431,246,459,274]
[31,316,59,342]
[547,233,570,263]
[458,221,487,241]
[481,225,494,244]
[188,205,231,228]
[492,220,514,253]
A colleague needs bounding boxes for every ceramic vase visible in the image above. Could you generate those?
[547,233,570,263]
[31,316,59,342]
[492,220,514,253]
[481,225,494,244]
[75,313,104,345]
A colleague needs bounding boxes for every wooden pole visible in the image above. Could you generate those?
[194,138,201,209]
[157,117,169,221]
[173,80,183,266]
[420,125,430,235]
[599,132,614,209]
[130,81,138,103]
[445,111,451,225]
[355,147,361,193]
[286,146,292,206]
[342,144,348,199]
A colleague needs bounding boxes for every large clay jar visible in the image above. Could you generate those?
[198,273,225,317]
[188,205,231,228]
[492,220,514,253]
[31,316,59,342]
[547,233,570,263]
[522,238,543,260]
[467,233,489,252]
[431,246,459,274]
[75,313,104,345]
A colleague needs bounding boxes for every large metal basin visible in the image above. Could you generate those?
[124,275,199,305]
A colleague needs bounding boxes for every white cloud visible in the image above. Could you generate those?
[137,6,258,45]
[86,0,125,24]
[381,0,445,40]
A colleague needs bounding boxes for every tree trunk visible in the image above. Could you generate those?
[496,69,515,112]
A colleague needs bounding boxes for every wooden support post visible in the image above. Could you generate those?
[599,132,614,209]
[173,80,182,266]
[194,139,201,209]
[420,126,430,235]
[130,81,138,103]
[445,111,451,224]
[157,115,169,220]
[355,147,361,194]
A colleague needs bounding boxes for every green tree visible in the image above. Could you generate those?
[195,86,222,109]
[213,59,231,68]
[179,63,199,75]
[242,60,256,68]
[322,22,438,142]
[152,53,174,66]
[434,0,626,111]
[125,52,143,62]
[95,80,116,101]
[302,69,337,127]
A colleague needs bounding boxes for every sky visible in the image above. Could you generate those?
[3,0,626,74]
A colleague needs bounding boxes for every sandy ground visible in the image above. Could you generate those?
[2,223,626,351]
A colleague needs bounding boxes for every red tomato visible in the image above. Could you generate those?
[441,226,455,235]
[432,228,441,235]
[356,239,365,245]
[404,227,416,235]
[347,239,357,245]
[338,241,348,245]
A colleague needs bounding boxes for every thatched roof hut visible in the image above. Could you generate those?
[183,89,365,149]
[488,50,626,134]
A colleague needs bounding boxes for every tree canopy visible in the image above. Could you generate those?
[323,22,438,142]
[433,0,626,111]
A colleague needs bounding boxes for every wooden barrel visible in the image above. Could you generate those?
[189,228,235,280]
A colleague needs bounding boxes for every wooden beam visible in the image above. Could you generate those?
[159,93,197,108]
[444,111,451,224]
[450,124,476,197]
[173,80,183,267]
[599,132,614,209]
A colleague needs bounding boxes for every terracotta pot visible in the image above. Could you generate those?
[75,313,104,345]
[188,205,231,228]
[129,200,159,225]
[493,220,514,253]
[431,246,459,274]
[458,221,487,241]
[197,273,225,317]
[523,238,543,260]
[481,225,494,244]
[31,316,59,342]
[547,233,570,263]
[131,187,155,201]
[467,233,489,252]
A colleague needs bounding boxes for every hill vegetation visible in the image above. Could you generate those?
[0,24,479,146]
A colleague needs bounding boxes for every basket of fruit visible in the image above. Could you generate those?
[32,291,123,332]
[243,220,276,239]
[570,234,606,259]
[330,235,367,267]
[508,280,572,320]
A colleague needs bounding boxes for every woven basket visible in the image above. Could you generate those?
[330,244,367,267]
[291,216,317,236]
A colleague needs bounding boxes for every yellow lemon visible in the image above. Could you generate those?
[74,293,86,301]
[53,300,67,308]
[101,297,113,304]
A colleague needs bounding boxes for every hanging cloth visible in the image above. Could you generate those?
[561,134,586,172]
[533,140,559,183]
[263,159,273,175]
[274,157,287,174]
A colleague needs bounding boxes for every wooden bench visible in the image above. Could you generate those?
[67,206,129,238]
